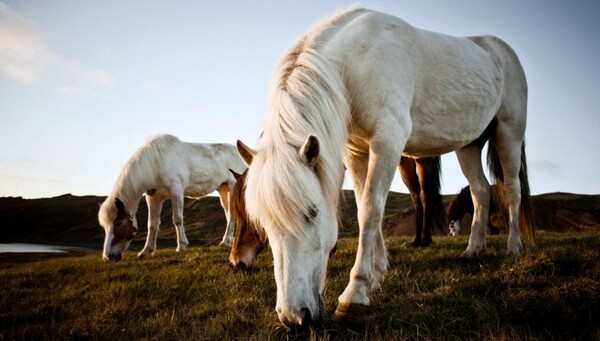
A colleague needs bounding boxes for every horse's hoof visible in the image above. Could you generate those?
[506,246,522,256]
[137,250,153,258]
[333,302,370,320]
[460,249,482,259]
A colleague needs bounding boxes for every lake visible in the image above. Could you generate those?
[0,243,90,254]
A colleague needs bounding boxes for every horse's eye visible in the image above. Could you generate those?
[306,207,318,222]
[114,220,122,227]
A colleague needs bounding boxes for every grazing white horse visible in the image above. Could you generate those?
[98,134,246,262]
[237,7,533,328]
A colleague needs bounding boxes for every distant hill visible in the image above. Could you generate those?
[1,191,599,251]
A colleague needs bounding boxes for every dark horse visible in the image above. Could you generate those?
[229,156,447,270]
[448,185,502,236]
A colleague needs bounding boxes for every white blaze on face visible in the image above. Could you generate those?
[449,220,462,236]
[102,225,115,262]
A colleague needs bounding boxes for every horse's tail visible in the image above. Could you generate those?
[487,141,534,245]
[428,156,447,233]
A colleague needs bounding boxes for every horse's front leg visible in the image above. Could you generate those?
[337,135,401,315]
[138,195,164,257]
[217,184,235,247]
[170,187,189,252]
[456,145,490,258]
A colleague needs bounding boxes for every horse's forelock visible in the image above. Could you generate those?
[245,145,322,238]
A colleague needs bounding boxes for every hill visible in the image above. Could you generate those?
[1,190,599,250]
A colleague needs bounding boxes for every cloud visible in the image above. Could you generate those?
[530,159,562,172]
[0,3,114,91]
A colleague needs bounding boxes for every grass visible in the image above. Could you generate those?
[1,232,599,340]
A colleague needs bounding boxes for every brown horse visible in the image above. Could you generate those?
[228,156,447,270]
[448,185,502,236]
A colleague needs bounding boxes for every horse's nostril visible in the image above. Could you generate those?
[300,307,312,327]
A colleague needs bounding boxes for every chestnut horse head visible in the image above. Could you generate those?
[228,169,267,270]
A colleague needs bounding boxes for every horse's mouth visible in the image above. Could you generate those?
[107,253,122,262]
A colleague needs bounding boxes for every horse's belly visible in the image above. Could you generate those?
[184,181,219,198]
[403,110,496,157]
[403,134,473,157]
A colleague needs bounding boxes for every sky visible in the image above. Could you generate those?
[1,0,599,199]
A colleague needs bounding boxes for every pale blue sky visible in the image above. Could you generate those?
[1,1,599,198]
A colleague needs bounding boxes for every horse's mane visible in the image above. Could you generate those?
[98,134,179,228]
[245,8,366,236]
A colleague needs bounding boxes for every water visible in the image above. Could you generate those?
[0,243,89,254]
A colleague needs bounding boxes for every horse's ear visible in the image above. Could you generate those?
[237,140,255,166]
[114,197,125,213]
[229,168,242,180]
[299,135,319,167]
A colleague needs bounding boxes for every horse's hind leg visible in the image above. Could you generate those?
[217,183,234,247]
[170,186,189,252]
[491,128,525,255]
[416,157,438,247]
[456,144,490,258]
[399,157,424,247]
[138,195,164,257]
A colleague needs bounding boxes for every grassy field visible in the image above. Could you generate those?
[1,232,599,340]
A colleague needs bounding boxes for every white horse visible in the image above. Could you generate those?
[98,134,246,262]
[237,7,534,328]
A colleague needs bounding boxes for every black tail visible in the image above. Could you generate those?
[427,156,447,233]
[487,142,534,244]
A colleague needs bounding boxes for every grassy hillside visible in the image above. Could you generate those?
[2,191,599,251]
[1,233,599,340]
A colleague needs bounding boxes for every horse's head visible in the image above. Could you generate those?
[98,197,138,262]
[238,137,337,329]
[228,169,268,270]
[448,219,462,236]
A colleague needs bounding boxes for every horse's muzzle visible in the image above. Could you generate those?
[229,261,248,271]
[107,252,122,262]
[279,296,324,331]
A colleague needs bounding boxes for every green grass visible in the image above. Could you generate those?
[1,232,599,340]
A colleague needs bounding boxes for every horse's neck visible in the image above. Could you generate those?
[447,200,463,220]
[112,174,150,214]
[113,189,143,215]
[448,189,474,219]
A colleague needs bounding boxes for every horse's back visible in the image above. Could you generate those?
[140,139,242,198]
[467,35,528,117]
[322,9,511,156]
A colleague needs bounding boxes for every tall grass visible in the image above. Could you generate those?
[1,232,599,340]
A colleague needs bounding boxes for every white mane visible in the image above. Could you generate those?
[98,134,179,228]
[244,9,363,236]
